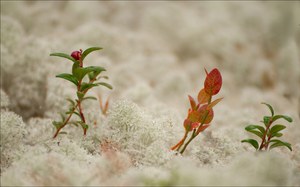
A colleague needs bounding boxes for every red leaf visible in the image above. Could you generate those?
[196,124,210,134]
[207,97,223,110]
[188,95,196,110]
[197,104,214,124]
[204,68,222,95]
[187,110,200,123]
[197,88,210,104]
[184,119,200,131]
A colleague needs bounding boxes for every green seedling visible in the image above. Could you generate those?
[171,68,223,154]
[50,47,112,138]
[242,103,293,151]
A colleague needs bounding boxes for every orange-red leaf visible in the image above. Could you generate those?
[184,119,200,131]
[196,124,210,134]
[207,97,223,110]
[204,68,222,96]
[187,110,200,123]
[198,104,214,124]
[197,88,210,104]
[188,95,196,110]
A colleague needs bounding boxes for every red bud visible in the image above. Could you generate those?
[71,50,82,60]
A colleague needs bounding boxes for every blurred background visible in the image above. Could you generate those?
[1,1,299,120]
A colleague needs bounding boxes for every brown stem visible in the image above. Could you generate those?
[264,134,272,150]
[259,119,273,150]
[77,100,87,136]
[53,104,78,138]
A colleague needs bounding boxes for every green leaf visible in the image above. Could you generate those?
[72,61,80,76]
[82,96,97,101]
[98,75,109,79]
[78,122,89,130]
[272,115,293,123]
[261,102,274,116]
[245,125,265,134]
[271,132,283,138]
[65,111,81,118]
[52,121,62,130]
[59,131,67,135]
[263,116,271,126]
[80,82,99,92]
[96,82,113,89]
[269,139,292,151]
[59,113,65,122]
[50,53,77,63]
[66,98,75,106]
[81,47,103,61]
[56,73,78,86]
[248,130,263,138]
[77,91,84,100]
[74,66,106,81]
[269,124,286,135]
[241,139,259,150]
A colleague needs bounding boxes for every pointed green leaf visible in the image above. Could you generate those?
[80,82,99,92]
[269,124,286,135]
[72,61,80,76]
[82,96,97,101]
[52,121,62,130]
[78,122,89,130]
[81,47,103,61]
[66,98,75,106]
[74,66,106,81]
[261,102,274,116]
[271,132,283,138]
[50,53,77,63]
[263,116,271,126]
[272,115,293,123]
[241,139,259,150]
[247,130,263,138]
[96,82,113,89]
[269,139,292,151]
[77,91,84,100]
[56,73,78,86]
[245,125,265,134]
[59,113,65,122]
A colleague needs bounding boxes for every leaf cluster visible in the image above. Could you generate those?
[50,47,112,138]
[241,103,293,151]
[171,68,223,154]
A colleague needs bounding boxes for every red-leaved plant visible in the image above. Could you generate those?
[171,68,223,154]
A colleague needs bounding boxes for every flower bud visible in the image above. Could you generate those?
[71,50,82,60]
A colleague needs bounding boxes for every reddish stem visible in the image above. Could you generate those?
[171,131,188,151]
[259,119,272,150]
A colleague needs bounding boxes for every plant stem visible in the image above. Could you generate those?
[53,78,96,139]
[53,104,78,138]
[264,134,272,150]
[77,100,87,135]
[179,130,196,154]
[259,119,273,150]
[170,131,188,151]
[179,95,212,154]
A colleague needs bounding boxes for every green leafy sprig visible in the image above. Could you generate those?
[50,47,112,138]
[241,103,293,151]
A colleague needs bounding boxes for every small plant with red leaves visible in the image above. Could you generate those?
[171,68,223,154]
[50,47,112,138]
[242,103,293,151]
